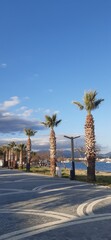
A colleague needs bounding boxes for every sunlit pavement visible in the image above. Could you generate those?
[0,168,111,240]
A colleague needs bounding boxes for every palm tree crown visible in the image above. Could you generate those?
[42,114,62,129]
[24,128,37,137]
[73,90,104,114]
[24,128,37,171]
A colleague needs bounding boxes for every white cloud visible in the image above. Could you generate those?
[35,108,43,113]
[2,112,14,117]
[19,106,28,111]
[0,110,44,133]
[20,109,33,117]
[0,96,20,110]
[16,106,28,112]
[0,63,7,68]
[44,109,51,114]
[0,134,84,152]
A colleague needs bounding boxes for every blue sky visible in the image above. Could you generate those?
[0,0,111,153]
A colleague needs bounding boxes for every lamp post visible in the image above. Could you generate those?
[64,135,80,180]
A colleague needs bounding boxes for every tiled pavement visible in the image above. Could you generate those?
[0,168,111,239]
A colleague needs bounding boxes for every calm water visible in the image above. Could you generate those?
[59,161,111,172]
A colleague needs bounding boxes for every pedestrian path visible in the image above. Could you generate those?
[0,169,111,239]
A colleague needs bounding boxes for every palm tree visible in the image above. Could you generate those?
[0,145,9,167]
[24,128,37,171]
[13,146,19,169]
[73,90,104,182]
[8,142,16,168]
[42,114,62,176]
[18,143,26,169]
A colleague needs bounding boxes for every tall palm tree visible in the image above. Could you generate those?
[24,128,37,171]
[8,142,16,168]
[73,90,104,182]
[18,143,26,169]
[13,146,19,169]
[0,145,9,167]
[42,114,62,176]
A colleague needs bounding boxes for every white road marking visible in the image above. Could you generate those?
[76,194,111,217]
[76,202,88,216]
[39,186,73,193]
[86,195,111,215]
[0,213,111,240]
[0,209,75,221]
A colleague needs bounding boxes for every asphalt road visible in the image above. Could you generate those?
[0,168,111,240]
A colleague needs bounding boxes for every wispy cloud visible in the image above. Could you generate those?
[0,110,43,133]
[2,112,14,117]
[24,96,30,100]
[0,134,84,152]
[35,108,44,113]
[0,96,43,134]
[0,96,20,110]
[18,109,33,117]
[0,63,7,68]
[44,109,51,114]
[48,89,53,93]
[18,106,28,111]
[0,96,61,137]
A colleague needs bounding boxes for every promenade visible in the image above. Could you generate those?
[0,168,111,239]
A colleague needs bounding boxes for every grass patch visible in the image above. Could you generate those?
[30,166,50,175]
[21,166,111,187]
[96,175,111,187]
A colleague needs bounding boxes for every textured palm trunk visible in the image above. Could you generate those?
[19,151,23,169]
[26,137,31,171]
[10,149,14,168]
[5,150,8,167]
[14,153,18,169]
[6,150,8,161]
[8,149,11,168]
[49,129,56,176]
[13,152,16,169]
[85,114,96,182]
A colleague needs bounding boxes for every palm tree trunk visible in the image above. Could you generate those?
[8,149,11,168]
[15,153,18,169]
[10,149,14,168]
[19,151,23,169]
[26,137,31,171]
[49,129,56,176]
[5,150,8,167]
[85,114,96,182]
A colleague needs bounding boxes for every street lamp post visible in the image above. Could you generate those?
[64,135,80,180]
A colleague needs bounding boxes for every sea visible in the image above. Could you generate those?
[58,161,111,173]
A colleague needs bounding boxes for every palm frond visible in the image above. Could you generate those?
[94,99,104,108]
[52,114,57,122]
[24,128,37,137]
[55,119,62,127]
[73,101,84,110]
[45,115,52,122]
[84,91,104,112]
[42,114,62,129]
[41,121,48,127]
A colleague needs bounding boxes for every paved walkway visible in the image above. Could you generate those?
[0,168,111,239]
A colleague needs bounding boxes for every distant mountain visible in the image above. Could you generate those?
[57,150,111,159]
[36,149,111,159]
[98,152,111,158]
[57,150,85,158]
